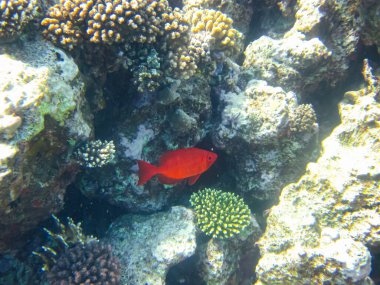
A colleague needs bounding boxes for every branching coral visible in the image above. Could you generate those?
[86,0,170,45]
[166,8,243,79]
[41,0,187,48]
[190,188,251,239]
[0,0,39,41]
[33,215,120,284]
[74,139,116,168]
[41,0,94,50]
[47,241,120,285]
[33,215,98,271]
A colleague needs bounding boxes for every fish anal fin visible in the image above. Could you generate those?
[158,175,183,185]
[188,174,201,185]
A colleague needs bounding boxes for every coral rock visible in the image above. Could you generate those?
[106,206,196,285]
[254,65,380,284]
[0,38,91,251]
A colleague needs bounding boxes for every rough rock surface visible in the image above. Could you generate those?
[106,206,196,285]
[254,68,380,285]
[0,37,91,251]
[78,76,212,212]
[243,0,360,96]
[213,79,318,200]
[198,216,262,285]
[360,0,380,53]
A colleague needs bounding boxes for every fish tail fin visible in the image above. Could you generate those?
[137,160,159,186]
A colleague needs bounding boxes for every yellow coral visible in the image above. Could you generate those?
[185,8,243,54]
[0,0,39,41]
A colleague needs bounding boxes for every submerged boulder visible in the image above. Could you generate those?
[213,79,318,200]
[105,206,196,285]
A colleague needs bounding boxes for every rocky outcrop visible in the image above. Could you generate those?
[106,206,196,285]
[254,62,380,285]
[0,37,91,251]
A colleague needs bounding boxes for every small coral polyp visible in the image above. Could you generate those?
[190,188,251,239]
[0,0,39,41]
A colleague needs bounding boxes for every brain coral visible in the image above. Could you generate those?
[190,188,251,239]
[0,0,39,41]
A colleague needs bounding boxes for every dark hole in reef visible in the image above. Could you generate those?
[166,254,205,285]
[59,183,125,238]
[308,42,380,142]
[370,251,380,285]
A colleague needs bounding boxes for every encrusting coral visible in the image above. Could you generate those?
[0,0,39,41]
[288,104,318,134]
[190,188,251,239]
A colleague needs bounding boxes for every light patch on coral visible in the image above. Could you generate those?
[120,124,154,160]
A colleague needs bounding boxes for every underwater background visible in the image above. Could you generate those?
[0,0,379,284]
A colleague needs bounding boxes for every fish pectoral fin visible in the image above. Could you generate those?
[158,175,183,185]
[188,174,201,185]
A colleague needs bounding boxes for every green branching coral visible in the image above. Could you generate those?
[190,188,251,239]
[0,0,39,41]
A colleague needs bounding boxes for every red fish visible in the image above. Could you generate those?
[137,147,217,186]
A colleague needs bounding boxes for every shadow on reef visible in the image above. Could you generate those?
[59,183,126,238]
[166,255,205,285]
[371,252,380,285]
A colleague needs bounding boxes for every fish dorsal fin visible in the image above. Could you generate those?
[188,174,201,185]
[158,175,183,185]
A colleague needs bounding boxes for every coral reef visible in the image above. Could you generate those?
[106,206,196,285]
[0,37,91,252]
[75,139,116,168]
[213,79,318,200]
[47,241,120,285]
[78,75,212,212]
[41,0,243,87]
[254,62,380,284]
[190,188,251,239]
[0,0,39,42]
[243,0,361,96]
